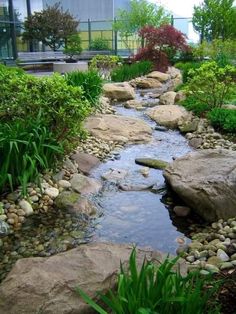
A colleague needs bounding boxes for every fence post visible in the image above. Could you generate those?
[8,0,18,59]
[114,17,118,55]
[88,18,91,49]
[26,0,34,52]
[171,15,174,26]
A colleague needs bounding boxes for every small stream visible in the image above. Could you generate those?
[0,87,197,283]
[90,103,193,254]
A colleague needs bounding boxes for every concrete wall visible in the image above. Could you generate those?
[43,0,130,21]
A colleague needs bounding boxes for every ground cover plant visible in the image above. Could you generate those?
[111,61,152,82]
[77,249,221,314]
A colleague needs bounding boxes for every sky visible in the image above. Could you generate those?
[149,0,202,17]
[149,0,203,42]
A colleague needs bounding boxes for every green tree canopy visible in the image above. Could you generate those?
[113,0,170,48]
[193,0,236,42]
[23,3,79,51]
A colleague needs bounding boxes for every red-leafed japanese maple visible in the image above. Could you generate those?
[134,25,190,72]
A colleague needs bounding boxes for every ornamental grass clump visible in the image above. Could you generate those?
[77,248,221,314]
[65,70,103,105]
[0,114,63,195]
[111,61,152,82]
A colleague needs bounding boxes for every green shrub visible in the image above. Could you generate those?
[174,61,203,83]
[181,96,210,116]
[208,108,236,133]
[64,34,82,60]
[89,38,110,51]
[111,61,152,82]
[65,70,103,105]
[193,39,236,66]
[0,115,63,194]
[77,248,221,314]
[185,62,236,108]
[0,66,91,140]
[90,55,121,79]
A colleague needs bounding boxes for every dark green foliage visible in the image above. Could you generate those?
[208,108,236,132]
[0,65,96,193]
[181,96,209,116]
[23,2,78,51]
[65,70,103,105]
[111,61,152,82]
[175,61,203,83]
[89,38,110,51]
[0,66,91,140]
[0,115,63,194]
[64,34,82,60]
[77,248,221,314]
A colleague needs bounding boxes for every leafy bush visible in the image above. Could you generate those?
[90,55,121,79]
[89,38,110,51]
[185,62,236,108]
[181,96,210,116]
[78,248,221,314]
[64,34,82,60]
[175,61,203,83]
[111,61,152,82]
[65,70,103,105]
[0,66,91,140]
[0,115,63,194]
[193,39,236,66]
[208,108,236,133]
[135,25,190,72]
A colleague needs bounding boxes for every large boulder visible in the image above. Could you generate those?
[163,149,236,222]
[85,114,152,143]
[103,82,135,101]
[146,105,189,129]
[133,77,163,89]
[0,242,187,314]
[159,91,177,106]
[147,71,170,82]
[167,67,183,90]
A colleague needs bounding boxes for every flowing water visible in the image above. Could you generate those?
[90,100,194,254]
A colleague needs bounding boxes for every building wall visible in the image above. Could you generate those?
[43,0,130,21]
[43,0,113,21]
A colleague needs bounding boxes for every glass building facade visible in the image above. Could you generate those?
[0,0,131,59]
[0,0,42,59]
